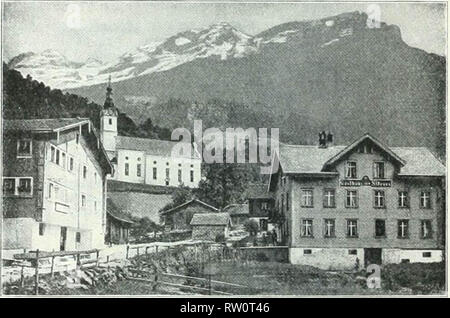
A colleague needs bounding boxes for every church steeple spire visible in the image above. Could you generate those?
[103,75,115,110]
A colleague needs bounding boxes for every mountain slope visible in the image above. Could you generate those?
[9,11,446,158]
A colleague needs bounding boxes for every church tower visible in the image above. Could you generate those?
[100,76,118,159]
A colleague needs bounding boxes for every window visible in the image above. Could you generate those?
[346,190,358,208]
[3,178,15,195]
[420,191,431,209]
[347,220,358,238]
[345,161,357,179]
[76,232,81,243]
[94,172,97,183]
[422,252,432,258]
[261,202,268,210]
[398,191,409,208]
[3,177,32,196]
[301,189,313,207]
[17,139,32,157]
[18,178,32,195]
[398,220,409,238]
[69,157,74,171]
[50,146,56,162]
[109,118,112,125]
[324,219,335,238]
[48,183,53,199]
[83,166,87,179]
[303,249,312,255]
[153,167,157,180]
[375,219,386,237]
[373,162,385,179]
[421,220,432,239]
[323,189,335,208]
[348,249,357,255]
[61,152,66,169]
[76,133,80,144]
[190,170,194,182]
[39,223,45,236]
[81,195,86,207]
[124,163,129,176]
[137,164,142,177]
[55,149,60,165]
[178,169,182,183]
[165,168,170,185]
[301,219,313,237]
[286,192,290,211]
[374,190,385,208]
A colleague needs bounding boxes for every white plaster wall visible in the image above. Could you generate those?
[115,149,146,184]
[42,137,105,250]
[383,249,443,264]
[289,247,364,270]
[144,155,201,188]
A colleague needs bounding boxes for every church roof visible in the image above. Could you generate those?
[116,136,201,159]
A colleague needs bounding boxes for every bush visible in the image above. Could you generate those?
[381,262,445,294]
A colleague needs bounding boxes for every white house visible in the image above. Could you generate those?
[3,118,113,252]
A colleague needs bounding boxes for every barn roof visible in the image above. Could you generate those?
[190,213,231,226]
[106,198,134,224]
[222,203,249,216]
[160,199,219,215]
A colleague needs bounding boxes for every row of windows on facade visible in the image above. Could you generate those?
[47,182,98,211]
[300,219,433,239]
[123,163,195,184]
[286,189,432,209]
[48,144,98,182]
[344,161,386,179]
[279,161,387,187]
[302,249,434,258]
[38,223,82,243]
[15,139,97,182]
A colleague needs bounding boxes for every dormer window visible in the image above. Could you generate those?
[345,161,357,179]
[17,139,32,158]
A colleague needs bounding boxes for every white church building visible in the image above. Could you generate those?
[99,80,202,188]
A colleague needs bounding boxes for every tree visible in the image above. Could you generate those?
[130,217,162,241]
[244,219,259,236]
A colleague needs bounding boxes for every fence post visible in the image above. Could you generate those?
[96,250,100,267]
[34,249,40,295]
[126,245,129,259]
[137,247,140,257]
[50,256,55,278]
[155,245,159,254]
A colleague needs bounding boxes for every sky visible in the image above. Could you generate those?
[2,1,447,63]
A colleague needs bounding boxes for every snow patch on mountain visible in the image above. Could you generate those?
[175,37,192,46]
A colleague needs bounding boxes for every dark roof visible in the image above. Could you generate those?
[161,199,219,215]
[275,134,445,177]
[108,192,172,224]
[116,136,200,159]
[190,213,231,226]
[222,204,249,216]
[245,184,273,199]
[106,198,134,224]
[3,118,91,132]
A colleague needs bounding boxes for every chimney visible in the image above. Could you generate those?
[318,131,327,148]
[327,132,334,146]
